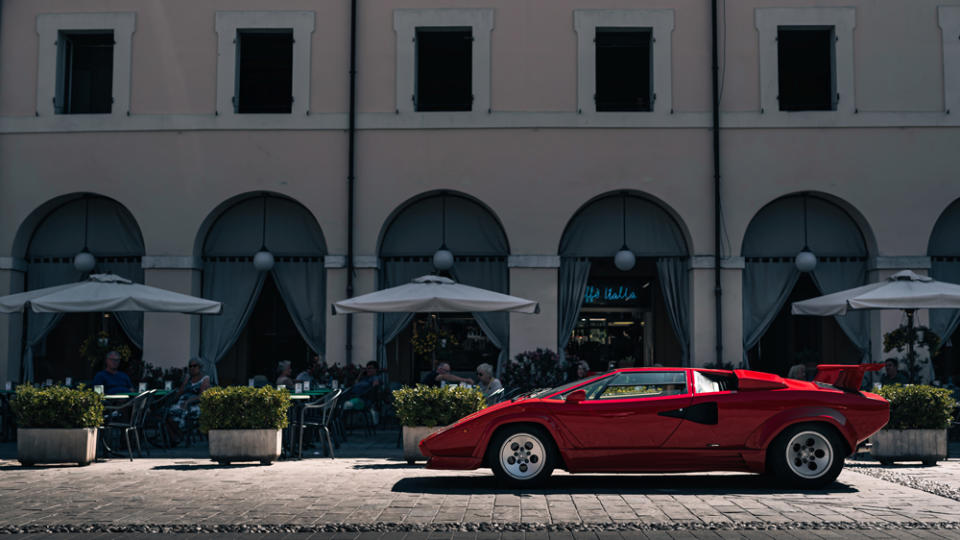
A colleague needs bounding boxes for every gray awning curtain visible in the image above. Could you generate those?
[741,195,869,367]
[558,193,689,365]
[22,197,145,381]
[930,200,960,347]
[377,194,510,371]
[200,196,326,383]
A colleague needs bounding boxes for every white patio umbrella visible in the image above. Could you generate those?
[332,275,539,315]
[0,273,222,314]
[792,270,960,380]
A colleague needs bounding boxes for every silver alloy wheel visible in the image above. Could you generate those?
[499,432,546,480]
[785,430,833,479]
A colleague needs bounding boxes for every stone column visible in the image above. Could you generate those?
[0,258,27,384]
[689,256,743,368]
[507,256,559,361]
[141,256,202,371]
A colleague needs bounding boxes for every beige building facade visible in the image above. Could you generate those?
[1,0,959,384]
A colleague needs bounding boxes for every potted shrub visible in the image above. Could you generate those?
[501,348,567,392]
[11,385,103,466]
[199,386,290,465]
[393,384,485,464]
[871,384,956,465]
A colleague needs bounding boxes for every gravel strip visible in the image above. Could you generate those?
[847,463,960,502]
[2,522,960,534]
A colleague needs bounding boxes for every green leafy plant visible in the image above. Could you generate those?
[198,386,291,433]
[876,384,956,430]
[11,385,103,428]
[392,384,485,427]
[501,348,567,392]
[883,323,940,383]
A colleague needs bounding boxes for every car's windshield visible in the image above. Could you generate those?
[521,374,612,400]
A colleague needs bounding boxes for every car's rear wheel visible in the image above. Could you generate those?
[769,423,845,488]
[488,424,555,487]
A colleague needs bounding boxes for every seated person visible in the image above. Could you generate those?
[786,363,807,381]
[276,360,295,390]
[475,362,503,398]
[296,356,327,385]
[575,360,591,380]
[167,357,211,444]
[421,362,473,387]
[343,361,381,409]
[93,350,133,394]
[880,359,909,386]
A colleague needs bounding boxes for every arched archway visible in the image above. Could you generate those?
[198,193,327,384]
[17,193,144,382]
[378,191,510,383]
[929,198,960,381]
[742,193,870,375]
[558,191,690,369]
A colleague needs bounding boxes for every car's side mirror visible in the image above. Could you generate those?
[565,389,586,403]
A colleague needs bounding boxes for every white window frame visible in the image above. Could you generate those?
[215,11,314,116]
[574,10,674,117]
[940,6,960,114]
[755,8,856,116]
[36,13,135,117]
[394,9,494,115]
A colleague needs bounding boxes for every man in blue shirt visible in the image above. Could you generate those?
[93,350,133,394]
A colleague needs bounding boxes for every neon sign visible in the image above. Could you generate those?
[583,280,649,306]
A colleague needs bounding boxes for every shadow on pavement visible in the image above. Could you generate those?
[391,473,859,495]
[151,462,266,470]
[352,461,425,469]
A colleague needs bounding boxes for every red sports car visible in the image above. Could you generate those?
[420,364,889,488]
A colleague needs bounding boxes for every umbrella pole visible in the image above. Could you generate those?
[906,308,916,382]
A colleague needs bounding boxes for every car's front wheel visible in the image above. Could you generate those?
[769,423,845,488]
[488,424,555,487]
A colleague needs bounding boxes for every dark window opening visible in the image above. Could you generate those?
[777,27,835,111]
[415,27,472,112]
[58,31,114,114]
[595,28,652,112]
[236,30,293,114]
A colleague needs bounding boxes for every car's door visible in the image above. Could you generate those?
[549,370,693,451]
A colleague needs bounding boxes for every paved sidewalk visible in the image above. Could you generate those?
[1,431,960,538]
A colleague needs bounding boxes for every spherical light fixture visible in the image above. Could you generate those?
[73,251,96,273]
[433,248,454,271]
[795,249,817,273]
[253,249,275,272]
[614,248,636,272]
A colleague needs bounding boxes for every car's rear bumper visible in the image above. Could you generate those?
[425,456,483,470]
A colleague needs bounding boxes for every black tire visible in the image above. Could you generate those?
[487,424,555,488]
[768,423,845,489]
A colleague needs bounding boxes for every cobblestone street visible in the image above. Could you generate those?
[1,431,960,538]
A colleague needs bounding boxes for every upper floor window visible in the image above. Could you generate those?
[235,30,294,114]
[415,27,472,111]
[755,7,855,116]
[595,28,652,112]
[57,31,114,114]
[215,11,314,117]
[574,10,674,117]
[777,27,835,111]
[394,9,493,115]
[36,13,135,117]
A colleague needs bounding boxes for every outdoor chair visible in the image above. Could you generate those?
[140,390,180,450]
[101,390,155,460]
[297,388,342,459]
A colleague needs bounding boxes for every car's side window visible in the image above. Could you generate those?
[596,371,687,400]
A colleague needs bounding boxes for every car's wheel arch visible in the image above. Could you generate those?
[479,419,568,470]
[748,408,855,457]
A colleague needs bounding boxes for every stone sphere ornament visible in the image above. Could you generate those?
[795,249,818,273]
[614,248,636,272]
[253,250,275,272]
[433,248,454,271]
[73,251,96,273]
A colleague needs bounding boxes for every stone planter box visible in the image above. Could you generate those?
[403,425,448,464]
[870,428,948,465]
[18,428,97,466]
[208,429,282,465]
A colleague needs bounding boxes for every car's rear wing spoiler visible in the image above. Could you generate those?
[814,363,884,391]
